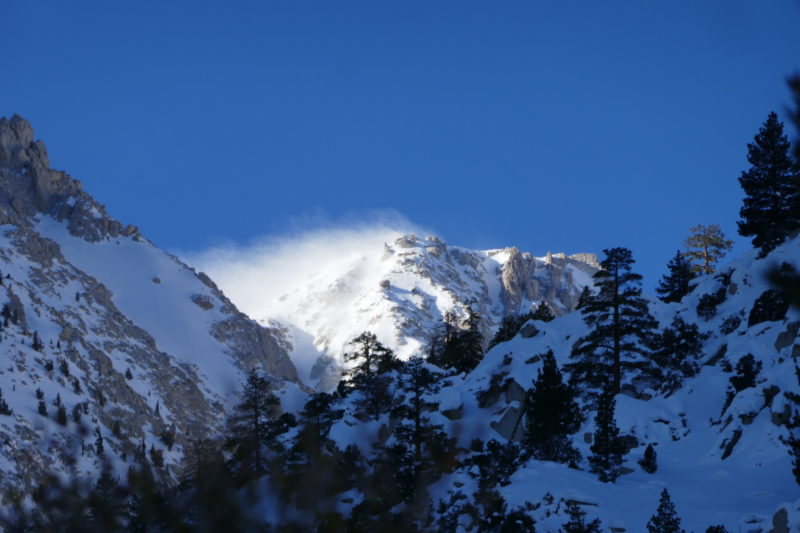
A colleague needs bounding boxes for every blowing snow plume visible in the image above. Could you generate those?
[183,213,429,388]
[184,213,598,390]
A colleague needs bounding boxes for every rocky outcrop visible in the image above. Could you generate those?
[498,247,598,315]
[0,115,298,493]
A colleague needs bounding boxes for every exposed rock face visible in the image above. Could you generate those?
[0,115,298,493]
[497,247,599,314]
[229,230,598,390]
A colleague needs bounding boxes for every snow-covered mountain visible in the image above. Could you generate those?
[199,232,599,390]
[438,238,800,533]
[2,113,798,532]
[309,233,800,531]
[0,115,299,492]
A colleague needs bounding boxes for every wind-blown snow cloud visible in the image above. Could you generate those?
[181,210,430,325]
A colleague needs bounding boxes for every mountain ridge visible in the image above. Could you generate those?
[0,115,299,492]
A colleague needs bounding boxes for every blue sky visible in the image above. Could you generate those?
[1,1,799,288]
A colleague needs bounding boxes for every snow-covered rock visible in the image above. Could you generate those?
[0,115,298,492]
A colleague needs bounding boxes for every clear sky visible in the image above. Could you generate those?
[1,1,799,288]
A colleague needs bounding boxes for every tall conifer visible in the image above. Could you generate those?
[738,112,800,256]
[524,351,582,464]
[646,489,685,533]
[588,389,624,483]
[656,251,695,303]
[567,247,657,398]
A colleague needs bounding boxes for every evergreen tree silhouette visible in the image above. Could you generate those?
[524,350,582,464]
[646,488,685,533]
[567,247,657,398]
[738,112,800,256]
[638,443,657,473]
[588,389,624,483]
[656,250,695,303]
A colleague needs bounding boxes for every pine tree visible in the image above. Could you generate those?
[95,428,105,457]
[343,331,399,381]
[226,369,281,477]
[524,350,582,464]
[488,313,532,349]
[292,392,342,461]
[638,443,657,473]
[656,251,696,303]
[748,288,789,327]
[37,399,47,417]
[160,424,176,451]
[530,301,555,322]
[560,501,603,533]
[705,526,729,533]
[56,404,67,426]
[468,439,525,490]
[588,390,624,483]
[87,465,126,531]
[384,356,454,502]
[0,388,12,416]
[729,354,762,393]
[646,488,685,533]
[650,315,707,392]
[31,331,43,352]
[576,286,592,310]
[149,445,164,468]
[684,224,733,275]
[567,247,657,398]
[428,306,484,373]
[738,112,800,256]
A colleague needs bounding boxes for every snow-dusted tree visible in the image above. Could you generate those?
[588,389,624,483]
[342,331,399,420]
[524,350,582,464]
[656,250,695,303]
[567,247,657,398]
[684,224,733,275]
[738,112,800,256]
[646,488,685,533]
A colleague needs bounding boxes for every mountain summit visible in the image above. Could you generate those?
[0,115,297,492]
[204,231,599,390]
